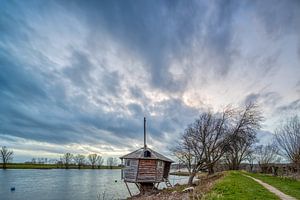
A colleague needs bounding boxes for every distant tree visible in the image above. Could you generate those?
[0,146,13,169]
[172,137,194,175]
[88,154,100,169]
[275,115,300,173]
[224,103,263,170]
[107,157,118,169]
[61,153,73,169]
[37,158,45,164]
[245,149,255,172]
[255,144,279,173]
[74,154,86,169]
[97,156,104,169]
[31,158,36,164]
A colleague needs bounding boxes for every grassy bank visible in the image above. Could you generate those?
[245,172,300,199]
[0,163,121,169]
[203,171,280,199]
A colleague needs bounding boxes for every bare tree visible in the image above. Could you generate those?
[61,153,73,169]
[0,146,13,169]
[88,154,100,169]
[275,115,300,173]
[107,157,118,169]
[97,156,104,169]
[255,144,279,173]
[74,154,86,169]
[177,126,206,186]
[174,107,233,185]
[224,103,263,170]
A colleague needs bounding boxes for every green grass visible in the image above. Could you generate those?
[0,163,121,169]
[245,172,300,199]
[203,171,280,200]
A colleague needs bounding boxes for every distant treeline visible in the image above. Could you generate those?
[0,147,120,170]
[0,163,121,170]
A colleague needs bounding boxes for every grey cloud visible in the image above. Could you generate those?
[63,50,94,87]
[58,0,241,92]
[101,70,121,96]
[277,99,300,112]
[244,92,282,106]
[244,93,260,105]
[253,0,300,40]
[128,103,143,116]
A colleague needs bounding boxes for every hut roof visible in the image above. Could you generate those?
[120,147,173,163]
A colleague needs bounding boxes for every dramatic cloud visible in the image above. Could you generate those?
[0,0,299,161]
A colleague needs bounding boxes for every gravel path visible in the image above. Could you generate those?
[243,175,297,200]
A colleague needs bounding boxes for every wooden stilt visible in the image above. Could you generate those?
[124,181,132,197]
[135,183,141,192]
[156,182,160,189]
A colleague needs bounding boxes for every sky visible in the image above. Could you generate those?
[0,0,300,162]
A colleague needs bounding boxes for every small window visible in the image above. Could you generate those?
[126,160,131,166]
[158,161,163,167]
[144,150,151,157]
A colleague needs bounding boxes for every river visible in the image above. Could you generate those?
[0,169,188,200]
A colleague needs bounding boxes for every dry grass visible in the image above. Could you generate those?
[191,172,225,199]
[129,172,225,200]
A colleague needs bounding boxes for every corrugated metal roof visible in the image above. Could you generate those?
[120,147,173,163]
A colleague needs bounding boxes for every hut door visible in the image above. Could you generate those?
[163,162,171,178]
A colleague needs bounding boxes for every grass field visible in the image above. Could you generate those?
[203,171,280,200]
[0,163,121,169]
[245,172,300,199]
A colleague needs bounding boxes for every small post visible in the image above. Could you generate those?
[144,117,147,149]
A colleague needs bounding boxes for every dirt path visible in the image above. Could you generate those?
[243,175,297,200]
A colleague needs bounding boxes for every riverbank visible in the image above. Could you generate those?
[129,172,224,200]
[130,171,300,199]
[0,163,121,169]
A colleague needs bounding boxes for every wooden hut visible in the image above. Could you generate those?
[120,118,173,196]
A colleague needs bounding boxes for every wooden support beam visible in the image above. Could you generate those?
[135,183,141,192]
[124,181,133,197]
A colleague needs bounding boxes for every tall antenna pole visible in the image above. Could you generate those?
[144,117,147,149]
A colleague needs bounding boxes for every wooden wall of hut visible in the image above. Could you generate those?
[123,159,138,182]
[137,159,157,182]
[122,159,169,183]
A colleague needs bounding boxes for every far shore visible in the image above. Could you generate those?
[0,163,121,170]
[169,171,190,176]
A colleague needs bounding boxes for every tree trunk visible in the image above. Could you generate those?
[250,164,253,172]
[188,172,196,186]
[3,162,6,169]
[208,165,214,175]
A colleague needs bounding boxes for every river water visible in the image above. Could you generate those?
[0,169,188,200]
